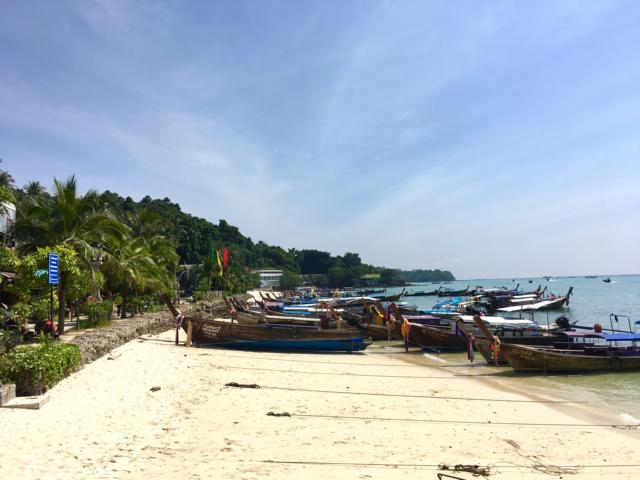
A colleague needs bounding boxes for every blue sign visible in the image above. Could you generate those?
[48,253,59,285]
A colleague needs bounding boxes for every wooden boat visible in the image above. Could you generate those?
[235,310,322,327]
[404,288,441,297]
[457,314,588,365]
[497,287,573,313]
[371,288,405,302]
[437,285,470,297]
[499,334,640,373]
[339,300,399,341]
[162,295,369,352]
[390,305,564,356]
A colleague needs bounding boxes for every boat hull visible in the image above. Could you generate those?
[408,323,562,360]
[185,318,368,352]
[500,343,640,372]
[473,336,565,364]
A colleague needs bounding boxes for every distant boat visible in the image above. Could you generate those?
[603,277,612,283]
[585,275,597,279]
[437,285,471,297]
[404,287,441,297]
[497,287,573,313]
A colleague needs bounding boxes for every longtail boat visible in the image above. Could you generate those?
[404,287,441,297]
[371,288,405,302]
[457,314,582,365]
[389,305,565,356]
[437,285,470,297]
[497,287,573,313]
[499,333,640,372]
[162,295,369,352]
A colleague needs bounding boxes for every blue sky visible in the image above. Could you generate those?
[1,0,639,278]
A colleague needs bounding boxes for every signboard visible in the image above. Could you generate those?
[48,253,59,285]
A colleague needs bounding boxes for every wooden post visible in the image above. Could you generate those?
[186,319,193,347]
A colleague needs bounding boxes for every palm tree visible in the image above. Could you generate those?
[104,235,177,318]
[14,175,127,332]
[0,160,15,190]
[24,181,46,197]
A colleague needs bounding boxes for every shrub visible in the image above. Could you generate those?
[0,336,81,395]
[82,299,113,327]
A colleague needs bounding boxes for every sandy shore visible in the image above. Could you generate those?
[1,330,639,479]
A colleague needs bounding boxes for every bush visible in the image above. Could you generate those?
[0,336,81,395]
[82,299,113,327]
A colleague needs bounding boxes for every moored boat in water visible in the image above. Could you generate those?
[388,305,558,354]
[498,333,640,372]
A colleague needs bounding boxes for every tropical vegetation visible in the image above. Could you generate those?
[1,163,455,337]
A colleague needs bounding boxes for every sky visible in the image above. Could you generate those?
[1,0,639,279]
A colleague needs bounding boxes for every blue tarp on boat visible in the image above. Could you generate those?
[603,333,640,342]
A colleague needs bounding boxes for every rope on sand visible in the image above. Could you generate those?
[438,463,495,477]
[208,362,489,379]
[227,382,581,403]
[266,411,639,430]
[261,459,640,471]
[503,439,582,476]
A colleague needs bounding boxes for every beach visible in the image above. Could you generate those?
[1,330,639,479]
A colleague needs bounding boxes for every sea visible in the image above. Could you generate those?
[383,275,640,421]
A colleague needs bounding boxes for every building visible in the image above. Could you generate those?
[361,273,381,285]
[0,202,16,242]
[253,269,283,288]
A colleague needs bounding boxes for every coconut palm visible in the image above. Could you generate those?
[104,235,177,318]
[0,160,15,190]
[24,181,47,197]
[14,175,128,332]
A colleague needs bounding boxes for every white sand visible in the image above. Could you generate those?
[1,330,639,479]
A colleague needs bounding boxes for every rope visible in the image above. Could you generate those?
[194,352,421,367]
[294,412,638,429]
[503,439,582,476]
[438,463,494,477]
[224,382,581,403]
[207,363,476,379]
[259,459,640,470]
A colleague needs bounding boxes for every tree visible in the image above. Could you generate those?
[103,234,177,318]
[297,249,332,274]
[380,268,399,286]
[13,175,127,332]
[0,160,15,190]
[279,270,301,290]
[24,181,47,197]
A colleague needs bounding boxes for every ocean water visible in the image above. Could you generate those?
[384,275,640,420]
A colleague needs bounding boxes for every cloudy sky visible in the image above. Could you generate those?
[1,0,639,278]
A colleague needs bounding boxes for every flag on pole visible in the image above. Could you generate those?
[209,242,216,262]
[223,247,229,271]
[216,250,223,277]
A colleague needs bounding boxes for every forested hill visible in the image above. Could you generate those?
[95,191,455,284]
[98,191,297,269]
[397,269,456,283]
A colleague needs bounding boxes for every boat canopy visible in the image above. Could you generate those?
[564,331,640,341]
[603,333,640,342]
[458,315,536,328]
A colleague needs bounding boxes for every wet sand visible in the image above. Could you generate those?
[1,330,639,479]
